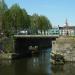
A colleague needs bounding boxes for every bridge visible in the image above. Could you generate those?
[12,27,75,58]
[14,34,59,38]
[13,34,59,58]
[14,34,59,49]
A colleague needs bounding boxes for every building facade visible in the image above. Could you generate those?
[48,28,59,35]
[59,20,75,36]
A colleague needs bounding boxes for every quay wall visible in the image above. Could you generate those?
[52,36,75,61]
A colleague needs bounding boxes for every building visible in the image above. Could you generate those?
[59,20,75,36]
[46,19,75,36]
[48,27,59,35]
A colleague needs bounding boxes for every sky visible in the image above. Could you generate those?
[5,0,75,27]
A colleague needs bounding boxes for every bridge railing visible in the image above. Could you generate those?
[15,28,60,37]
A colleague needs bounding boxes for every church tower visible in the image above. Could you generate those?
[65,19,68,27]
[65,19,69,35]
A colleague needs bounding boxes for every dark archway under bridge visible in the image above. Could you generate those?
[13,35,59,57]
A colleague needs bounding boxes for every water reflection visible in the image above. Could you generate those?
[0,60,12,65]
[14,48,51,75]
[51,63,75,75]
[0,49,75,75]
[51,65,64,75]
[0,60,15,75]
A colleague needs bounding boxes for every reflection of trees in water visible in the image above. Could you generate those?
[51,65,64,74]
[0,60,14,75]
[63,63,75,75]
[0,60,12,65]
[51,63,75,75]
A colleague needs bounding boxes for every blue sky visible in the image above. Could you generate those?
[5,0,75,26]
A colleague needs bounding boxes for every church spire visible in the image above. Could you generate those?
[65,19,68,26]
[65,19,69,35]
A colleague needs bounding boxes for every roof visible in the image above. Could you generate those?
[59,26,75,29]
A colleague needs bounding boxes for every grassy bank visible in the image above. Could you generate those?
[0,53,12,59]
[0,36,14,59]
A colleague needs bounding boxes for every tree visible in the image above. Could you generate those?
[0,0,8,12]
[38,15,52,34]
[22,9,30,30]
[9,4,31,33]
[3,3,31,36]
[30,14,52,34]
[1,2,52,35]
[30,14,39,34]
[10,4,25,33]
[0,0,8,32]
[2,9,13,36]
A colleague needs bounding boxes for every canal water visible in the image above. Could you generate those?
[0,48,75,75]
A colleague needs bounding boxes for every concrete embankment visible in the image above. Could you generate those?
[51,36,75,62]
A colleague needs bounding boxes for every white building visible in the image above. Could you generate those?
[59,20,75,36]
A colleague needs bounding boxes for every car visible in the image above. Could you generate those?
[18,30,28,35]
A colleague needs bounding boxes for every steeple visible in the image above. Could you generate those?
[65,19,69,35]
[65,19,68,26]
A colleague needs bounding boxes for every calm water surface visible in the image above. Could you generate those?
[0,48,75,75]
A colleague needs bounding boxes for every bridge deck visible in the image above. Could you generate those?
[14,35,59,38]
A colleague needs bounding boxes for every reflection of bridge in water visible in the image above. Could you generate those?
[13,35,59,57]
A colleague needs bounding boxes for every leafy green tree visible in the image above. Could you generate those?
[3,4,23,36]
[30,14,52,34]
[30,14,39,34]
[3,3,31,36]
[0,0,8,12]
[22,9,30,30]
[9,4,25,33]
[38,15,52,34]
[2,9,13,36]
[0,0,8,32]
[2,2,52,35]
[9,4,31,33]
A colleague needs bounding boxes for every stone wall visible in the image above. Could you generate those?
[52,36,75,61]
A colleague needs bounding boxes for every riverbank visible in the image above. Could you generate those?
[51,36,75,62]
[0,36,14,60]
[0,53,13,60]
